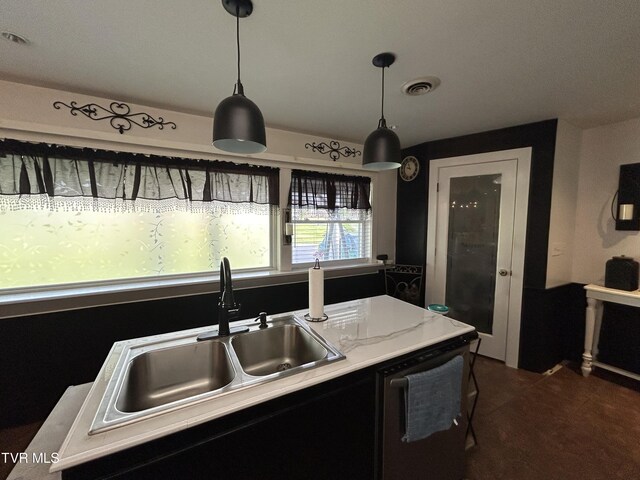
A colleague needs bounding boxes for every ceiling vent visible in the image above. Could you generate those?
[402,76,440,96]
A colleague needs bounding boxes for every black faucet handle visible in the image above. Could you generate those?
[255,312,268,329]
[228,303,241,319]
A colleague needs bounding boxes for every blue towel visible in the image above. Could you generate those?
[402,355,463,443]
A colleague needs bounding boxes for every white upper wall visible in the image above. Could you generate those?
[571,117,640,284]
[0,79,396,263]
[546,120,581,288]
[0,79,366,168]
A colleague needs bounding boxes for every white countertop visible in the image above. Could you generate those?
[53,295,475,472]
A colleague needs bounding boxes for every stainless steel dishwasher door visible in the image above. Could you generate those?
[378,343,470,480]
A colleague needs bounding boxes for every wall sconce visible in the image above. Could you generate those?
[283,208,293,245]
[615,163,640,231]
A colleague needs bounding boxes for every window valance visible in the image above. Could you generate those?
[288,169,371,211]
[0,139,279,213]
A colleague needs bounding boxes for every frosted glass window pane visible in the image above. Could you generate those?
[0,206,271,289]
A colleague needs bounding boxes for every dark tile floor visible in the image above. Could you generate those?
[1,358,639,480]
[465,356,640,480]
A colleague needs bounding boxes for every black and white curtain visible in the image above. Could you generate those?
[0,139,279,213]
[288,169,371,212]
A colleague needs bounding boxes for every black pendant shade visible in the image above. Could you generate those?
[213,84,266,154]
[362,119,401,170]
[212,0,267,154]
[362,52,401,170]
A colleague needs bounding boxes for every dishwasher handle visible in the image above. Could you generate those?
[389,377,408,389]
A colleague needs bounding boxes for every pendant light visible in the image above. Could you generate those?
[212,0,266,154]
[362,52,401,170]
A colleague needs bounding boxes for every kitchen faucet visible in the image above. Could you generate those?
[217,257,249,336]
[197,257,248,340]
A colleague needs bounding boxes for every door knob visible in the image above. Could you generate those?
[498,269,509,276]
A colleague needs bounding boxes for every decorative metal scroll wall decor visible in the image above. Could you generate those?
[53,101,177,134]
[304,140,362,161]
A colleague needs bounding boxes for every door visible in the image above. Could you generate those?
[432,160,517,361]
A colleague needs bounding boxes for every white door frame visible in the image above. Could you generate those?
[426,147,532,368]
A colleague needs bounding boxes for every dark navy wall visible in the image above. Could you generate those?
[395,120,562,372]
[396,119,558,288]
[0,272,385,428]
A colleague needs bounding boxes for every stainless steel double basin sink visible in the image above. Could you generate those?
[90,315,344,434]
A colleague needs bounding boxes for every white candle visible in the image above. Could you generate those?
[619,204,634,221]
[308,260,324,319]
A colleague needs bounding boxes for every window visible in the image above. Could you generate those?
[288,170,372,265]
[0,140,278,289]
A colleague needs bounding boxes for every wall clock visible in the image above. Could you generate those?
[399,156,419,181]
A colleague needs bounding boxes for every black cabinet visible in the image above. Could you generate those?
[63,369,376,480]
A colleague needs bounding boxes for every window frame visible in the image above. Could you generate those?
[285,167,374,269]
[0,141,282,287]
[0,153,383,316]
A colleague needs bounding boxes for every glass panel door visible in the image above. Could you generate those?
[433,159,517,361]
[445,174,501,334]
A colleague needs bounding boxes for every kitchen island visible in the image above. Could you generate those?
[15,295,475,479]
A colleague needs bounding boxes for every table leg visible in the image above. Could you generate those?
[592,299,604,358]
[581,297,599,377]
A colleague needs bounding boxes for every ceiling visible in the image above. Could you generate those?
[1,0,639,148]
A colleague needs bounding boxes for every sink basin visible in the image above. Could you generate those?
[90,314,344,434]
[116,341,235,413]
[232,324,328,376]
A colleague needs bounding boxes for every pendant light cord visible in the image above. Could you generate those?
[233,5,244,95]
[380,66,385,121]
[236,7,241,85]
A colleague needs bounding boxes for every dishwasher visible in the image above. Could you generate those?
[375,331,477,480]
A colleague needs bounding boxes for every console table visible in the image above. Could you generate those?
[582,284,640,381]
